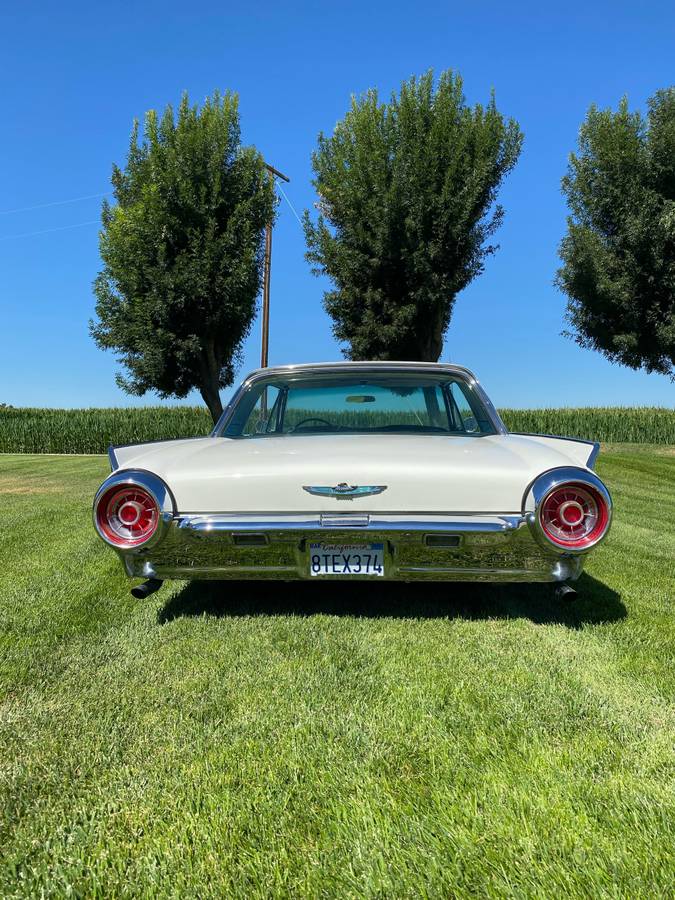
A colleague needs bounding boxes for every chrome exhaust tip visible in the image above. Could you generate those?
[554,582,578,601]
[131,578,163,600]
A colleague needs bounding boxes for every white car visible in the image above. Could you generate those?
[93,362,612,599]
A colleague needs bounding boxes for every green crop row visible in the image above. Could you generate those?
[0,405,673,454]
[0,406,213,455]
[499,406,675,445]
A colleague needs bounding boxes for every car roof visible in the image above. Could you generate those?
[242,361,479,382]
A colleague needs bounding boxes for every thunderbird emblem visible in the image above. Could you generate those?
[303,483,387,498]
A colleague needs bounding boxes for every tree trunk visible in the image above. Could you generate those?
[423,306,446,361]
[198,342,224,425]
[422,330,444,362]
[404,305,445,362]
[412,317,444,361]
[199,381,224,425]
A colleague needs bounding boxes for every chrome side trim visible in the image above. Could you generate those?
[523,466,612,554]
[93,469,176,551]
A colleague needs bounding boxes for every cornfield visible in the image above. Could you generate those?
[499,407,675,445]
[0,406,212,455]
[0,405,673,454]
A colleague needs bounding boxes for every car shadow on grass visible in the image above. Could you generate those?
[157,573,625,629]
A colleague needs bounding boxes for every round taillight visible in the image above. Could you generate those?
[539,482,609,549]
[95,484,159,547]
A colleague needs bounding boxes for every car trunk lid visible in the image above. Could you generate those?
[112,432,593,514]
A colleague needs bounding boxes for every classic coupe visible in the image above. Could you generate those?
[93,362,612,599]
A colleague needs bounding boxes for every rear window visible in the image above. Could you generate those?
[221,372,496,438]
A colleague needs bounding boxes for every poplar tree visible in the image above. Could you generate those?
[92,91,276,422]
[557,89,675,379]
[304,70,523,360]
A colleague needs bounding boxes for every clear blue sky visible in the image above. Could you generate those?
[1,0,674,410]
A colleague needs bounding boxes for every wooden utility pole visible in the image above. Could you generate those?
[260,162,290,369]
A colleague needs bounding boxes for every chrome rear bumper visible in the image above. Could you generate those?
[116,512,585,583]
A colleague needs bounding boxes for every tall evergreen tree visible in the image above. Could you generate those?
[557,89,675,379]
[91,91,276,422]
[304,70,523,361]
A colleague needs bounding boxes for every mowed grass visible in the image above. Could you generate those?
[0,448,674,897]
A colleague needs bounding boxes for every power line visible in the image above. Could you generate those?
[276,181,303,226]
[0,181,302,227]
[0,182,301,241]
[0,192,109,216]
[0,220,99,241]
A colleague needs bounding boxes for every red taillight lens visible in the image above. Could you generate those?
[539,482,609,549]
[95,485,159,547]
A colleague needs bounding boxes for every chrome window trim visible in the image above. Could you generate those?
[211,363,507,437]
[523,466,612,554]
[93,469,176,551]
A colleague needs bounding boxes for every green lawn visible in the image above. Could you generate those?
[0,448,673,898]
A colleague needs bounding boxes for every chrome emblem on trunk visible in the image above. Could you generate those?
[303,483,387,498]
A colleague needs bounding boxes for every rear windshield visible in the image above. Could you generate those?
[221,373,497,438]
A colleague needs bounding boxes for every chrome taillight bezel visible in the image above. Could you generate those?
[524,466,612,554]
[93,470,174,551]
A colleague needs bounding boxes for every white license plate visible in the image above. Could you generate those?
[309,543,385,577]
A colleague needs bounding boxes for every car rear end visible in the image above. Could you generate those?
[93,363,612,589]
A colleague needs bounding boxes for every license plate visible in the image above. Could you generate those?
[309,543,384,577]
